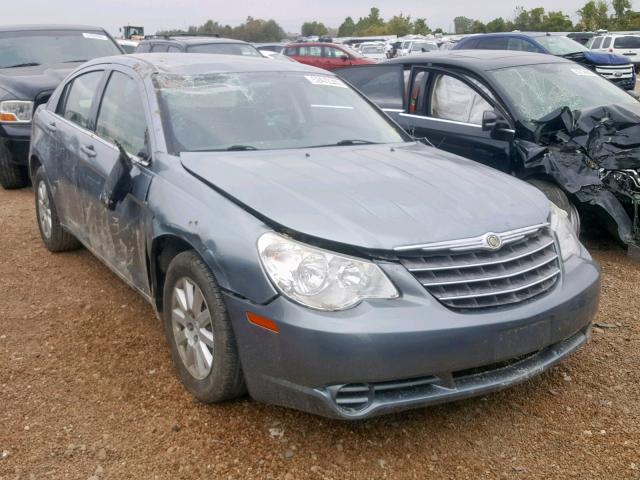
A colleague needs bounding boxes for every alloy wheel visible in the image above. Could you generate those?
[37,180,52,239]
[171,277,215,380]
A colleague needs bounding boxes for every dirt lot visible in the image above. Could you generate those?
[0,186,638,480]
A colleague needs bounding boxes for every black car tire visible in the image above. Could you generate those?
[163,251,246,403]
[0,143,29,189]
[528,178,581,235]
[34,167,81,252]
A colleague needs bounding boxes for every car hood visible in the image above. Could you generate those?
[564,50,631,66]
[0,62,81,99]
[180,143,549,251]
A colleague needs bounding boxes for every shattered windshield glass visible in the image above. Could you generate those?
[154,71,406,153]
[535,35,589,55]
[489,63,640,122]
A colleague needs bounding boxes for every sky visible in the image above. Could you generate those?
[3,0,637,35]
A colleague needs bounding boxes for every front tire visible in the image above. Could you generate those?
[162,251,245,403]
[34,167,80,252]
[528,179,581,235]
[0,143,28,189]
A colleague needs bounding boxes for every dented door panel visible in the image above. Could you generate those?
[78,137,152,295]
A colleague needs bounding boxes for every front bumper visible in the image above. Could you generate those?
[224,253,600,419]
[611,75,636,91]
[0,123,31,166]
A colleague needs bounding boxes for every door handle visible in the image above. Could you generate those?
[46,121,56,132]
[80,144,97,157]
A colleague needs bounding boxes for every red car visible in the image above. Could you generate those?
[283,42,376,70]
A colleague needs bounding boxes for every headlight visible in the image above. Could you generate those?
[257,232,399,311]
[0,100,33,123]
[549,203,581,261]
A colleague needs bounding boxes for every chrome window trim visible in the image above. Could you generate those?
[394,223,550,252]
[399,112,483,129]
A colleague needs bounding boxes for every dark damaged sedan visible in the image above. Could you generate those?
[338,51,640,254]
[29,54,600,419]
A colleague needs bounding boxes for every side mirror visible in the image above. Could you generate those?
[340,54,349,61]
[137,145,151,163]
[482,110,499,131]
[482,110,514,139]
[100,142,134,211]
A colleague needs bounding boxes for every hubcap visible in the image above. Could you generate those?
[171,277,214,380]
[37,181,52,239]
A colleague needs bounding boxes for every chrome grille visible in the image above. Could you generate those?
[399,226,561,310]
[595,64,634,79]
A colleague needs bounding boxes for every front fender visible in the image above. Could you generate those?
[147,157,278,304]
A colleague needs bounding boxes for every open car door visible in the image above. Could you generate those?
[335,64,405,120]
[338,64,516,174]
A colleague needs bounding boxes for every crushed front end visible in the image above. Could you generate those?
[516,105,640,255]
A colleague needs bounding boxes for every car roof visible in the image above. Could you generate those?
[0,24,107,33]
[386,50,567,70]
[461,32,566,39]
[285,42,343,47]
[141,36,249,45]
[82,53,328,76]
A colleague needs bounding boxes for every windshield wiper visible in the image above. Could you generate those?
[4,62,40,68]
[63,59,89,63]
[335,139,379,146]
[225,145,258,151]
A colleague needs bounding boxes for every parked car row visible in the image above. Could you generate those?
[452,32,637,91]
[2,22,633,420]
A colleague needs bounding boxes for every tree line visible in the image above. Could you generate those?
[159,1,640,43]
[303,8,433,37]
[159,17,286,42]
[454,1,640,34]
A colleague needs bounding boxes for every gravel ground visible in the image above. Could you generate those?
[0,186,638,480]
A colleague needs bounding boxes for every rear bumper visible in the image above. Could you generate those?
[223,254,600,419]
[0,123,31,166]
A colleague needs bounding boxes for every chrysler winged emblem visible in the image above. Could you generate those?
[484,233,503,250]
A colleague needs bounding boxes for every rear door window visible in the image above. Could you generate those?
[299,45,323,57]
[335,64,404,110]
[476,37,509,50]
[324,46,346,58]
[507,38,539,52]
[614,36,640,48]
[167,45,182,52]
[59,71,103,129]
[602,37,612,48]
[592,37,604,49]
[151,44,169,52]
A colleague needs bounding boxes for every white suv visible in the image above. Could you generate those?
[588,34,640,70]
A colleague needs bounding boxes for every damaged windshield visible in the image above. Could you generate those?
[154,71,406,152]
[0,30,121,68]
[535,35,589,56]
[489,63,640,122]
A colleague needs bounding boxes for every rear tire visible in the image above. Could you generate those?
[34,167,80,252]
[163,250,246,403]
[0,144,28,189]
[528,178,581,235]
